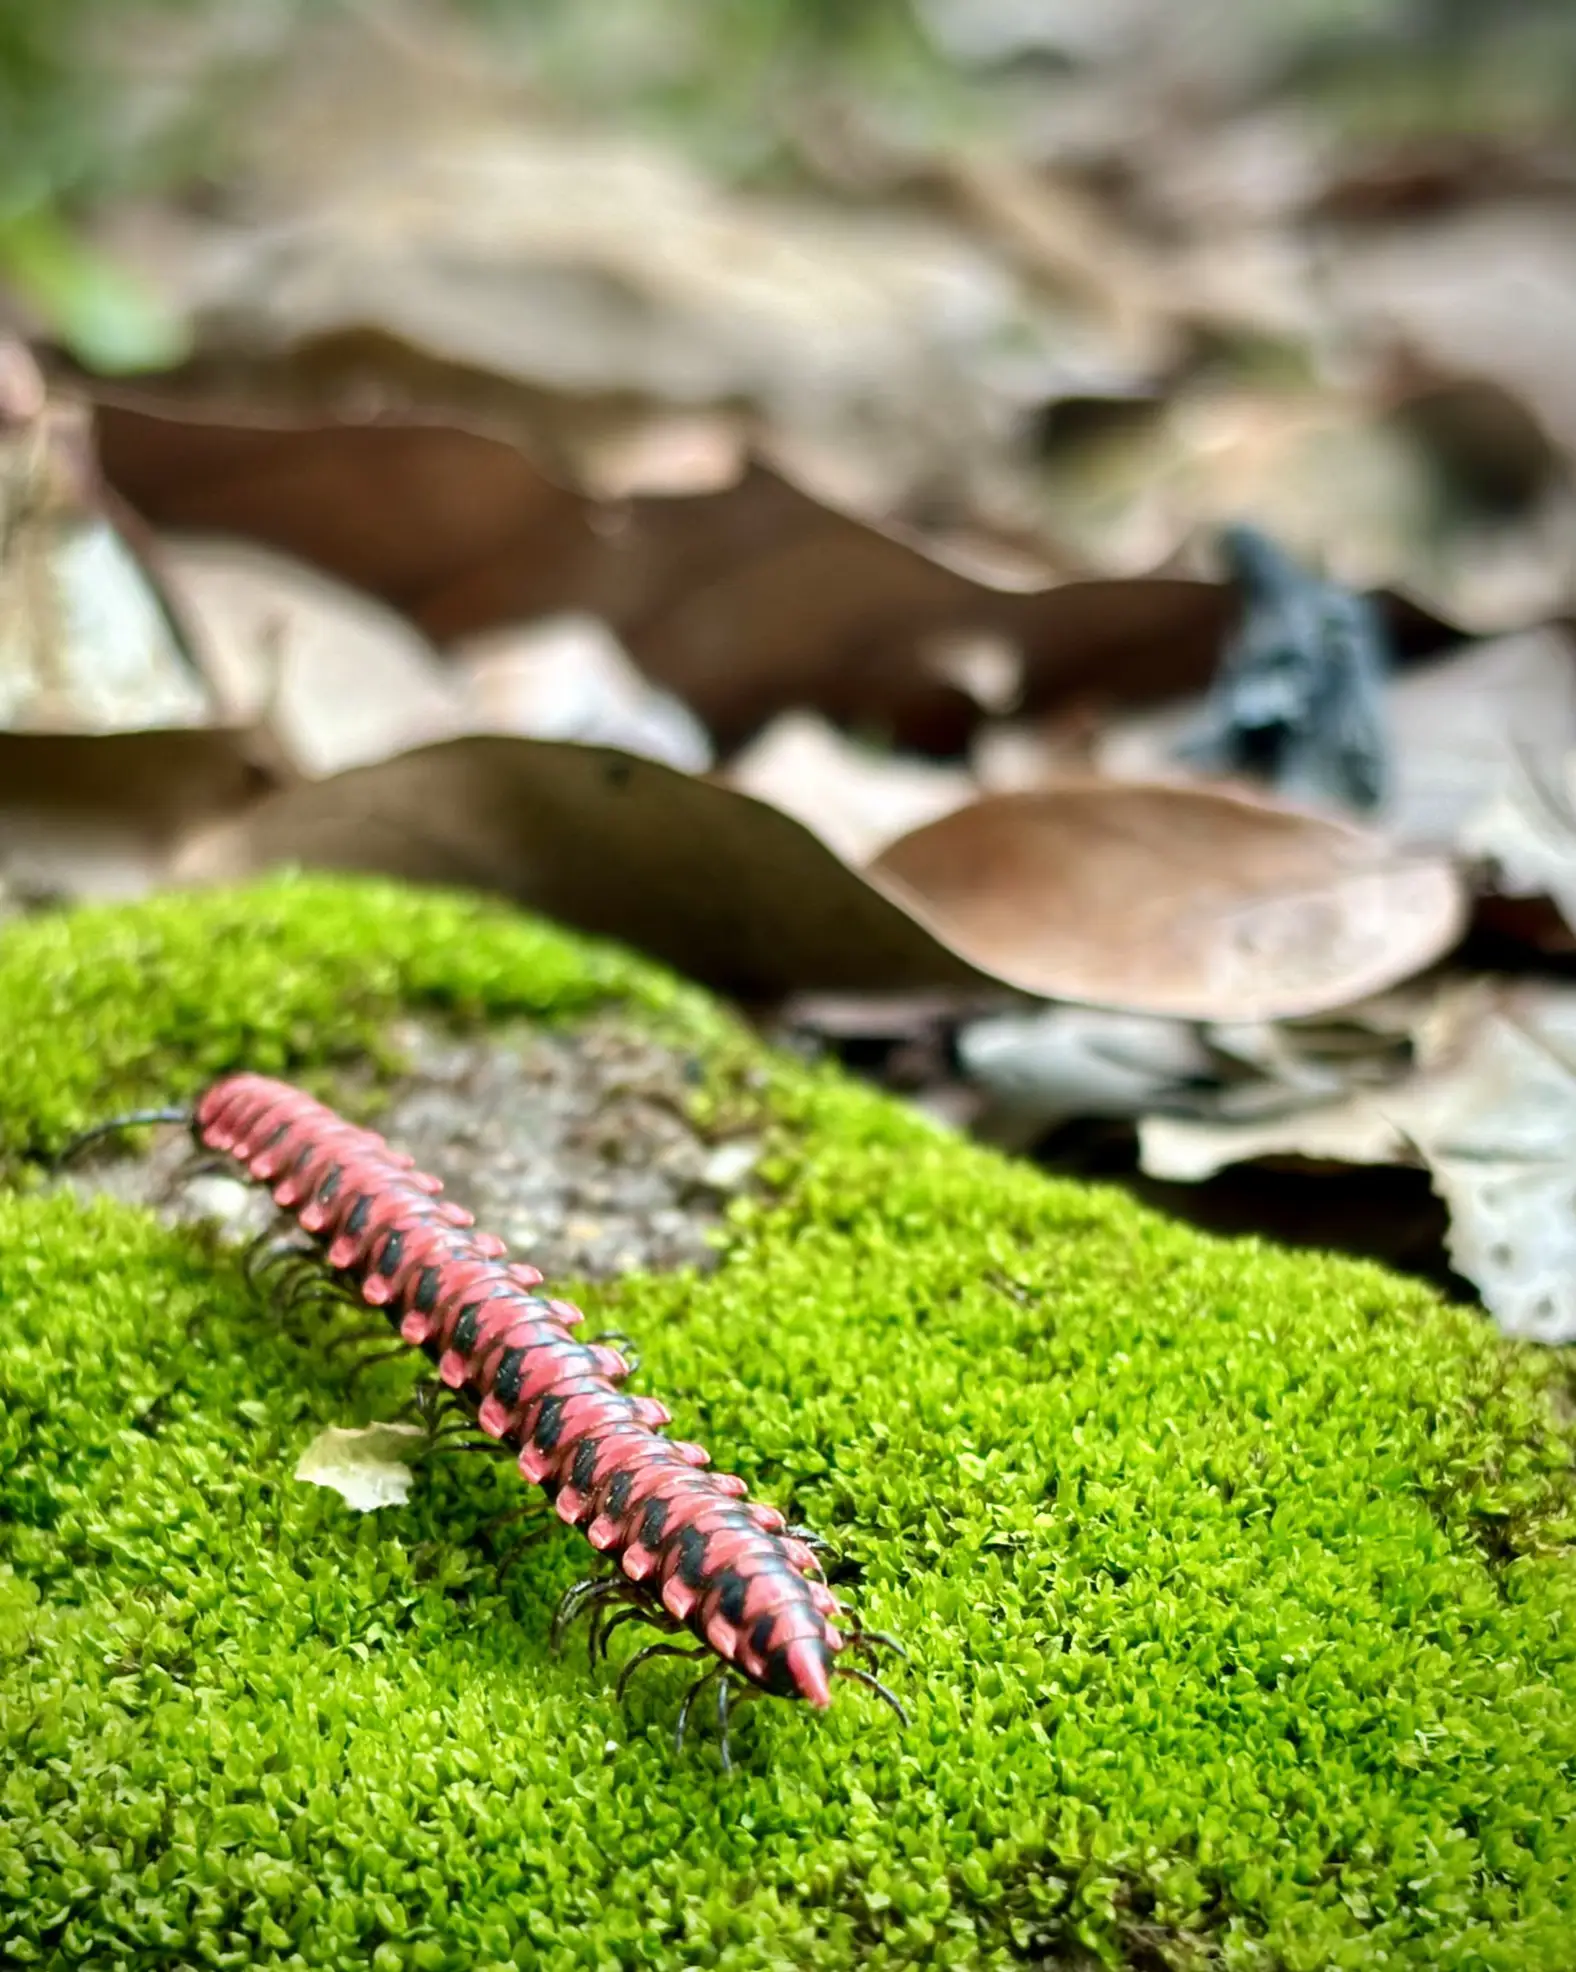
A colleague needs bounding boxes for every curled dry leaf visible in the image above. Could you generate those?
[173,735,992,999]
[451,614,712,773]
[294,1422,428,1513]
[88,387,1248,749]
[177,736,1465,1022]
[1395,983,1576,1345]
[0,350,212,734]
[723,711,975,865]
[871,782,1468,1020]
[1460,746,1576,934]
[0,729,270,901]
[958,1003,1222,1132]
[158,535,471,776]
[1142,980,1576,1344]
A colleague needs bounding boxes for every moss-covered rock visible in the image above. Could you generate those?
[2,875,1574,1971]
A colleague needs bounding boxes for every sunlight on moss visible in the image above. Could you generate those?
[2,876,1574,1969]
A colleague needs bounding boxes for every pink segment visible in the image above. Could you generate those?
[784,1639,832,1710]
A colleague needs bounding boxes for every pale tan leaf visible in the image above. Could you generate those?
[451,614,712,773]
[724,712,975,864]
[294,1422,427,1513]
[871,781,1467,1020]
[158,535,470,776]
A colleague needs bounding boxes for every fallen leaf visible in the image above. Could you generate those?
[451,614,712,772]
[871,781,1468,1020]
[0,729,269,900]
[723,711,974,864]
[294,1422,428,1512]
[0,352,212,733]
[1140,1092,1410,1184]
[1396,983,1576,1344]
[98,109,1107,535]
[158,535,470,776]
[1460,745,1576,932]
[172,735,992,998]
[1141,978,1576,1343]
[958,1004,1221,1131]
[89,387,1251,747]
[178,743,1468,1016]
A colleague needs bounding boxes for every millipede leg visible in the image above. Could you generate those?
[481,1500,551,1583]
[550,1576,625,1655]
[675,1665,725,1756]
[832,1664,910,1726]
[243,1229,311,1287]
[279,1266,349,1312]
[423,1409,482,1442]
[324,1323,401,1359]
[158,1152,235,1203]
[53,1107,191,1169]
[586,1589,670,1666]
[715,1668,735,1774]
[614,1639,706,1705]
[346,1343,416,1389]
[850,1628,909,1667]
[592,1605,656,1664]
[398,1381,451,1433]
[588,1330,640,1376]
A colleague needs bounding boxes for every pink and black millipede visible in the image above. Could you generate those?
[62,1073,907,1765]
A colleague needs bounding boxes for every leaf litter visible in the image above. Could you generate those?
[9,0,1576,1338]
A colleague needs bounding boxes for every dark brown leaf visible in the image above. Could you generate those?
[0,729,271,901]
[173,735,991,998]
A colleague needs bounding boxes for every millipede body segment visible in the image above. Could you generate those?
[181,1073,886,1722]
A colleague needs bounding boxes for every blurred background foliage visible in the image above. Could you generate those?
[6,0,1576,209]
[1,0,1573,368]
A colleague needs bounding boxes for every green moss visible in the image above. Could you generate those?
[0,870,716,1164]
[2,878,1575,1971]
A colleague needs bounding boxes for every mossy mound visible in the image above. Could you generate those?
[2,876,1574,1972]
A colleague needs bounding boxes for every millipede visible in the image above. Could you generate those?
[62,1073,906,1767]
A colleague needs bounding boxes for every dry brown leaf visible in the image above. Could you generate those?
[870,782,1467,1020]
[157,535,470,776]
[88,388,1251,747]
[1142,978,1576,1343]
[96,92,1107,535]
[723,712,975,864]
[450,615,712,772]
[0,354,212,733]
[172,735,993,999]
[0,729,270,900]
[170,739,1460,1017]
